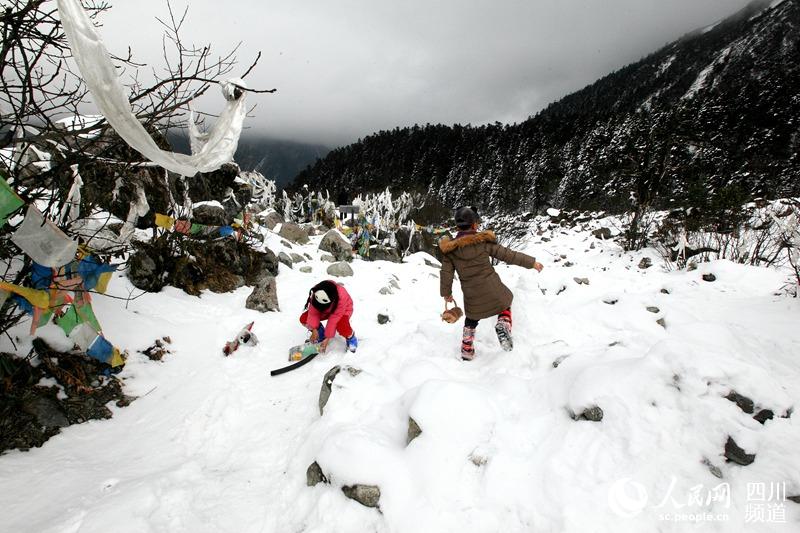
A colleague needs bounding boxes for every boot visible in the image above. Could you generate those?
[461,326,476,360]
[495,311,513,351]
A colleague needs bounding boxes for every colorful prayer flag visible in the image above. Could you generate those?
[0,176,24,227]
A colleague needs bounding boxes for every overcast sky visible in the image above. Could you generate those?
[101,0,752,148]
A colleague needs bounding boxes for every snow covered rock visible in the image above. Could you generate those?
[367,245,401,263]
[299,266,313,274]
[638,257,653,269]
[193,203,228,226]
[703,273,717,282]
[319,366,361,415]
[570,405,604,422]
[260,210,283,230]
[342,485,381,508]
[279,222,310,244]
[245,275,280,313]
[377,313,390,325]
[278,252,293,269]
[320,253,336,263]
[327,261,354,277]
[290,253,306,263]
[319,229,352,261]
[592,227,612,239]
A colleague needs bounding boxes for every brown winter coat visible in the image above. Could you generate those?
[439,230,537,320]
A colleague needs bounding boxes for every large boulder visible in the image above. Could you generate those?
[394,227,439,259]
[128,236,278,295]
[319,230,353,262]
[193,203,229,226]
[246,275,280,312]
[327,262,354,278]
[279,222,310,244]
[261,210,283,230]
[319,365,361,415]
[367,245,401,263]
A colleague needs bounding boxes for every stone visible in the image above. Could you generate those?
[572,405,604,422]
[638,257,653,269]
[573,277,589,285]
[300,266,313,273]
[753,409,774,425]
[245,275,280,313]
[646,306,660,313]
[725,391,754,414]
[279,222,310,244]
[657,318,667,328]
[424,258,441,270]
[592,227,612,239]
[342,485,381,508]
[379,287,393,295]
[319,365,362,415]
[327,262,354,277]
[21,395,69,428]
[603,298,618,305]
[394,227,439,258]
[407,417,422,445]
[724,436,755,466]
[660,288,670,294]
[389,279,401,290]
[281,240,293,249]
[319,230,353,262]
[306,461,328,486]
[368,246,402,263]
[261,210,283,230]
[278,252,293,268]
[788,495,800,504]
[290,253,305,263]
[702,458,723,479]
[320,254,336,263]
[377,313,390,325]
[193,204,229,226]
[128,249,162,292]
[702,273,717,282]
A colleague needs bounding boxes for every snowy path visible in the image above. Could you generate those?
[1,224,799,532]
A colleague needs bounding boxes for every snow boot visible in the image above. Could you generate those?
[495,311,513,351]
[461,326,476,360]
[346,333,358,353]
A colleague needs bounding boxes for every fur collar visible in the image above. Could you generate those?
[439,230,496,254]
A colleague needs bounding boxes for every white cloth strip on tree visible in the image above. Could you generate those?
[56,0,247,177]
[11,206,79,267]
[59,164,83,225]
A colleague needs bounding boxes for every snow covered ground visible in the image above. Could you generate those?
[1,219,799,533]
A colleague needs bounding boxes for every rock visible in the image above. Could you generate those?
[306,461,328,486]
[407,417,422,445]
[21,395,69,428]
[278,252,293,268]
[424,258,441,270]
[646,306,660,313]
[657,318,667,328]
[342,485,381,508]
[724,436,755,466]
[279,222,310,244]
[638,257,653,269]
[603,298,618,305]
[788,495,800,504]
[300,266,313,273]
[572,405,604,422]
[319,365,362,415]
[753,409,774,425]
[573,277,589,285]
[193,203,229,226]
[319,230,353,262]
[320,254,336,263]
[290,253,305,263]
[245,275,280,312]
[725,391,754,414]
[702,273,717,282]
[368,245,401,263]
[702,458,723,479]
[280,240,293,249]
[661,288,670,294]
[394,227,439,259]
[552,355,569,368]
[261,210,283,230]
[469,453,488,467]
[687,262,698,271]
[128,249,162,292]
[592,227,612,239]
[327,261,354,277]
[379,287,392,295]
[563,261,574,267]
[389,279,400,290]
[377,313,390,325]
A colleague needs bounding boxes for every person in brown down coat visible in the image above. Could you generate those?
[439,206,543,360]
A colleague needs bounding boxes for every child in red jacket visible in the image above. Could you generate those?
[299,280,357,352]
